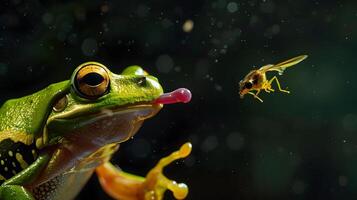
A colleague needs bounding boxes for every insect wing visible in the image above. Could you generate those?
[259,55,308,75]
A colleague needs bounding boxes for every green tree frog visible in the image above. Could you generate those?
[0,62,192,200]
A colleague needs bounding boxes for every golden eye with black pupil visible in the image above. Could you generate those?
[74,64,110,99]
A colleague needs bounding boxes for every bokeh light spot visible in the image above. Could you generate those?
[81,38,98,56]
[183,20,194,33]
[156,54,174,73]
[227,2,238,13]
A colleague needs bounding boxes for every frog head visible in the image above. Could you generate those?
[45,62,191,148]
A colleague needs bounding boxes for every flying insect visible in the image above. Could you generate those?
[239,55,308,102]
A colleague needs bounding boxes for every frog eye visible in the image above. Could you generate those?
[73,63,110,99]
[121,65,148,76]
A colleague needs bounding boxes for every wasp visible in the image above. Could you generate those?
[239,55,308,102]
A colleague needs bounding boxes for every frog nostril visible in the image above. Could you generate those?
[136,77,147,86]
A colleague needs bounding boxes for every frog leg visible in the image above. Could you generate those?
[268,76,290,93]
[0,153,50,200]
[0,185,34,200]
[96,142,192,200]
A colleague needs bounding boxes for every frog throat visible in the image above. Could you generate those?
[39,103,163,148]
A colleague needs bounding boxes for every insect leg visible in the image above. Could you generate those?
[255,89,261,96]
[264,87,274,93]
[261,81,274,93]
[268,76,290,93]
[248,91,263,102]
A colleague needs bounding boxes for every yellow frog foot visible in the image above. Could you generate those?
[96,142,192,200]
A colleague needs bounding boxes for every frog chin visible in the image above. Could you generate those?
[33,104,162,186]
[61,104,162,168]
[65,103,163,146]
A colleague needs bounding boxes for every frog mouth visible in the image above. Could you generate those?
[80,87,192,119]
[87,87,192,124]
[47,88,192,137]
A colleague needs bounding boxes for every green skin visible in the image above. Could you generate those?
[0,62,163,200]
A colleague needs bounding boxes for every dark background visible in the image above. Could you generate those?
[1,0,357,199]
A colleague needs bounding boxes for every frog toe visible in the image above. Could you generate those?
[96,142,192,200]
[141,142,192,200]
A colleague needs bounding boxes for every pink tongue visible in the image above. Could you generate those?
[154,88,192,104]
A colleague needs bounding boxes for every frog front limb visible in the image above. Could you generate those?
[0,153,51,200]
[96,142,192,200]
